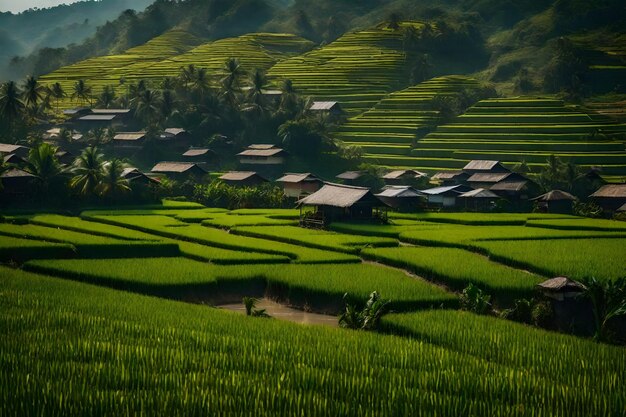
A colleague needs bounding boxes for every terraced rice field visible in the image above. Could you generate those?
[40,31,314,110]
[268,22,424,116]
[335,76,481,160]
[1,205,625,415]
[408,97,626,174]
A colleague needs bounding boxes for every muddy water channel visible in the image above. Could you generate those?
[218,298,339,328]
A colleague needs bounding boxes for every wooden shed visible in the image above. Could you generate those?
[335,171,365,185]
[0,144,29,158]
[420,184,473,208]
[276,173,323,198]
[589,184,626,214]
[463,160,509,174]
[160,128,192,149]
[432,171,470,186]
[375,186,425,211]
[113,132,147,150]
[0,168,36,194]
[382,169,428,186]
[458,188,501,212]
[237,145,287,165]
[309,101,344,116]
[151,162,207,180]
[532,190,577,214]
[467,172,526,189]
[219,171,268,187]
[182,147,216,163]
[297,183,387,226]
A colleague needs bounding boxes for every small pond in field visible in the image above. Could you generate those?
[218,298,339,328]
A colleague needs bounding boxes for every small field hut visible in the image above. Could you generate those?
[297,183,387,227]
[532,190,577,214]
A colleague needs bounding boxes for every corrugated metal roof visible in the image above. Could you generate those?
[151,162,205,173]
[91,109,130,114]
[537,277,585,291]
[310,101,339,111]
[490,181,528,192]
[532,190,577,202]
[276,173,319,183]
[336,171,364,180]
[463,160,503,171]
[183,148,212,157]
[467,172,512,183]
[79,115,116,121]
[237,148,285,157]
[419,185,465,195]
[0,144,26,154]
[248,144,277,150]
[298,183,377,208]
[164,128,187,136]
[590,184,626,198]
[458,188,499,198]
[1,168,35,178]
[114,132,146,141]
[382,169,427,180]
[219,171,264,181]
[375,186,423,198]
[432,171,467,180]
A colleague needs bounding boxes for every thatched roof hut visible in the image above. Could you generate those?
[589,184,626,213]
[532,190,577,214]
[297,183,387,225]
[219,171,268,187]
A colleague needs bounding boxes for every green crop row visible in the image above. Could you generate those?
[3,267,622,416]
[24,258,455,311]
[362,246,544,300]
[83,215,360,263]
[0,236,76,262]
[231,225,398,254]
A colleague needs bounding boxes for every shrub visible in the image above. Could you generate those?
[459,283,491,315]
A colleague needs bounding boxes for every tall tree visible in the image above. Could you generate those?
[50,82,66,113]
[98,159,130,199]
[22,76,46,110]
[72,79,92,106]
[97,85,116,109]
[134,89,162,127]
[221,58,246,91]
[25,142,64,198]
[69,146,105,196]
[0,81,25,123]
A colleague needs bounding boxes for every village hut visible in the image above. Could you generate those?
[335,171,365,185]
[151,162,207,180]
[3,153,25,166]
[420,184,473,208]
[182,147,216,163]
[458,188,501,212]
[536,277,593,335]
[54,150,75,166]
[532,190,577,214]
[309,101,344,117]
[0,144,29,158]
[463,160,509,174]
[276,173,323,198]
[237,145,287,165]
[219,171,268,187]
[297,183,387,227]
[113,132,147,150]
[160,128,192,149]
[382,169,428,186]
[0,168,36,194]
[121,168,158,186]
[466,172,526,189]
[431,171,470,186]
[589,184,626,214]
[375,186,425,211]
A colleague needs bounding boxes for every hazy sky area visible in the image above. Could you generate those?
[0,1,79,13]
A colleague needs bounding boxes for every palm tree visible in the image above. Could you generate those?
[178,64,197,87]
[57,127,73,146]
[98,159,130,199]
[134,89,162,126]
[0,81,25,123]
[160,89,178,122]
[72,79,92,106]
[246,69,268,106]
[97,85,116,109]
[25,142,63,197]
[22,76,46,110]
[69,146,104,196]
[192,67,211,98]
[87,127,106,146]
[50,82,66,113]
[221,58,246,90]
[580,277,626,343]
[160,77,177,91]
